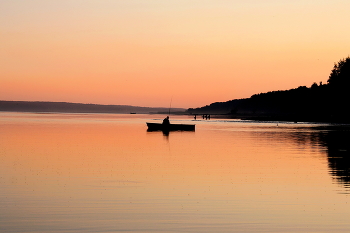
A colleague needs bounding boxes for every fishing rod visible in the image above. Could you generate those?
[168,96,173,116]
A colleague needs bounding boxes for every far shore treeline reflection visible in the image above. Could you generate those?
[189,57,350,123]
[233,123,350,191]
[308,125,350,190]
[321,127,350,189]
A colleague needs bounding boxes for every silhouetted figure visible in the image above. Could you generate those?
[208,115,210,120]
[194,115,197,120]
[163,116,170,125]
[202,115,205,119]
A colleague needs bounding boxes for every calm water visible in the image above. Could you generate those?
[1,112,350,232]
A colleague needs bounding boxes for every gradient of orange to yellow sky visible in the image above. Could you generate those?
[1,0,350,108]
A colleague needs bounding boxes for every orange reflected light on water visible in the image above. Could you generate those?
[1,119,329,201]
[1,114,349,232]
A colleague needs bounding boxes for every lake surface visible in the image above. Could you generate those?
[1,112,350,232]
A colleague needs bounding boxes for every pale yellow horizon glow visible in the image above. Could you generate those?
[1,0,350,108]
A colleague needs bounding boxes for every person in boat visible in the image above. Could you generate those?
[163,116,170,125]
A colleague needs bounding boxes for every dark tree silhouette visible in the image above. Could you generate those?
[325,57,350,121]
[327,56,350,87]
[189,56,350,123]
[311,82,318,89]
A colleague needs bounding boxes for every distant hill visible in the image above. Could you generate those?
[188,57,350,123]
[0,101,186,114]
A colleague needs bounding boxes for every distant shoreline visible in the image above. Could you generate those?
[0,100,187,115]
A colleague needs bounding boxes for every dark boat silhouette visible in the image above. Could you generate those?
[146,122,195,132]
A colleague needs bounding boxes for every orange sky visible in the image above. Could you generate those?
[1,1,350,108]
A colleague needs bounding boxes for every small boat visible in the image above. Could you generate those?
[146,122,195,132]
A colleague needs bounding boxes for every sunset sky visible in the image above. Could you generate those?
[1,0,350,108]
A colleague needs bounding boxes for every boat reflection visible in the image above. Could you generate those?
[147,128,170,136]
[147,128,195,136]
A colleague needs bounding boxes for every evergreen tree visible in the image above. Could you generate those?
[327,57,350,87]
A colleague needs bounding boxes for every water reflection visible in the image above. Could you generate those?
[147,129,196,137]
[293,125,350,190]
[256,124,350,190]
[1,114,350,232]
[147,128,170,136]
[206,122,350,191]
[319,128,350,189]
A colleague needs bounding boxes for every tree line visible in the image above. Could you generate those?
[188,57,350,123]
